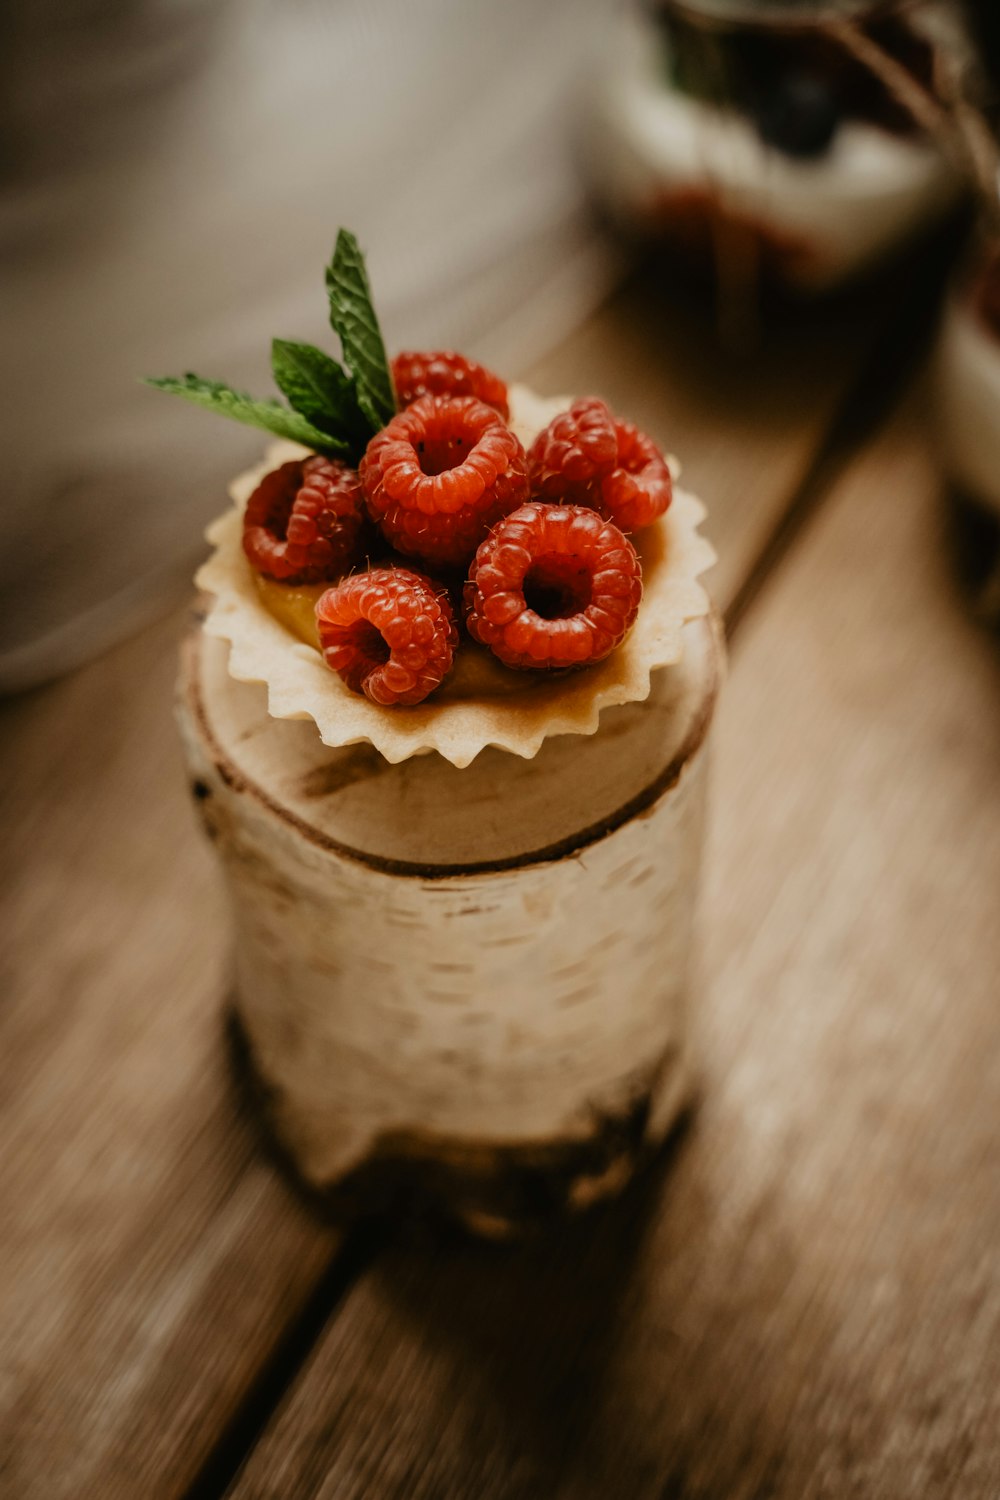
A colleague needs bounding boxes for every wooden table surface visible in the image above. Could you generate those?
[3,263,999,1500]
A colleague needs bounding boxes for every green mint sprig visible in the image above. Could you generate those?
[270,339,368,450]
[145,228,396,463]
[144,374,347,453]
[325,229,397,432]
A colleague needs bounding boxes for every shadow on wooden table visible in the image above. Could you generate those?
[354,1116,708,1475]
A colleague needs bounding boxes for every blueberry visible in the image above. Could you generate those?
[754,73,840,158]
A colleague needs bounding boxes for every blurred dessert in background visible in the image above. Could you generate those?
[935,3,1000,624]
[585,0,963,296]
[936,245,1000,626]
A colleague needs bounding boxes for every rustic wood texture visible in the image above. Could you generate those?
[0,266,950,1499]
[0,621,341,1500]
[225,389,1000,1500]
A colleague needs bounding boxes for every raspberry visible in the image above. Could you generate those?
[243,455,367,583]
[527,400,672,532]
[526,397,618,501]
[465,503,642,672]
[599,419,673,532]
[315,566,459,706]
[360,395,529,569]
[392,351,509,420]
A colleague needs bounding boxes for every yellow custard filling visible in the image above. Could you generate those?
[252,574,325,650]
[251,515,670,704]
[252,573,545,701]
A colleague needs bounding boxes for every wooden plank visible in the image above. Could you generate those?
[0,274,896,1498]
[0,619,342,1500]
[227,388,1000,1500]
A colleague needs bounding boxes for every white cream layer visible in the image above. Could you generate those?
[587,9,959,290]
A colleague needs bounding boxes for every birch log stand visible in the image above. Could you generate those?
[3,264,999,1499]
[178,613,721,1235]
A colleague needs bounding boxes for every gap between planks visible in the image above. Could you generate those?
[180,1225,385,1500]
[723,232,959,637]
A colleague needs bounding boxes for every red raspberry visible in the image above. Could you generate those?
[315,566,459,706]
[392,350,509,420]
[527,400,672,532]
[526,397,618,501]
[242,456,367,583]
[599,419,673,532]
[465,503,642,672]
[360,395,529,570]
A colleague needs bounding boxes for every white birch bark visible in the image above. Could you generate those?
[178,613,723,1231]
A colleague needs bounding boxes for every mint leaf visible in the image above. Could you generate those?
[270,339,369,453]
[145,373,349,455]
[325,229,396,432]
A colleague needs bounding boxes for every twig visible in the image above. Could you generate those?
[826,14,1000,228]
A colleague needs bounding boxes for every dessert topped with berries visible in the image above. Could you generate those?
[588,2,962,294]
[151,230,713,764]
[653,0,938,160]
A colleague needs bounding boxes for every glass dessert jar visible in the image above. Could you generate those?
[585,1,961,295]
